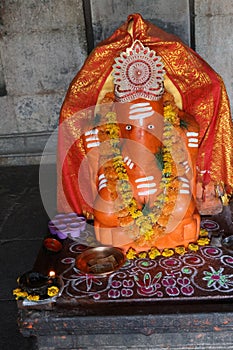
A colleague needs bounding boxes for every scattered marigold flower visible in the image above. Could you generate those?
[199,229,209,237]
[138,251,147,259]
[197,237,210,246]
[13,288,22,295]
[175,246,186,255]
[27,294,40,301]
[162,248,174,257]
[13,288,28,300]
[188,243,199,251]
[47,286,59,297]
[126,248,137,260]
[148,247,161,259]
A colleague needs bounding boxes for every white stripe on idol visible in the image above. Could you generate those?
[124,156,135,169]
[129,102,154,126]
[179,177,189,183]
[130,102,152,108]
[180,189,190,194]
[186,132,199,137]
[85,129,98,136]
[135,176,154,183]
[181,183,189,188]
[188,138,198,143]
[86,136,99,142]
[138,189,157,196]
[188,143,198,148]
[136,183,156,189]
[99,178,107,186]
[99,183,107,191]
[87,141,100,148]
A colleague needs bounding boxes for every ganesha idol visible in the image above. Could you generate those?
[58,14,233,253]
[80,40,201,251]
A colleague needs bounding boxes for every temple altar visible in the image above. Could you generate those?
[15,12,233,350]
[17,202,233,350]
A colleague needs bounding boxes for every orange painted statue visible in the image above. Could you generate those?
[57,14,233,252]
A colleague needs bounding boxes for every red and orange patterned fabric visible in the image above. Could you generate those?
[57,13,233,215]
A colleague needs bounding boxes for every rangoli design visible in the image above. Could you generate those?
[60,231,233,302]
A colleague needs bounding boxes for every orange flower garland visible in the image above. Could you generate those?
[96,91,190,246]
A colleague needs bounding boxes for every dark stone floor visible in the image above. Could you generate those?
[0,164,57,350]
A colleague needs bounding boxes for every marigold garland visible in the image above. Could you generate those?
[125,229,210,260]
[98,92,187,246]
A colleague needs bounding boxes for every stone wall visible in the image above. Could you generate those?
[0,0,232,165]
[0,0,87,165]
[195,0,233,112]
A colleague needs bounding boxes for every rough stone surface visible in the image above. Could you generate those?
[13,94,64,133]
[1,0,84,33]
[0,0,232,165]
[0,95,18,134]
[0,0,86,165]
[91,0,192,46]
[195,0,233,112]
[1,29,86,96]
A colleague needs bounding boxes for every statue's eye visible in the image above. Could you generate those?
[125,125,132,130]
[147,124,155,130]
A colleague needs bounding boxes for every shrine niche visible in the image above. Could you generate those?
[56,13,232,257]
[14,17,233,350]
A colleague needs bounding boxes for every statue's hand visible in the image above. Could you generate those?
[196,181,223,215]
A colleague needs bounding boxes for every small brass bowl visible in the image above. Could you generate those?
[76,246,125,275]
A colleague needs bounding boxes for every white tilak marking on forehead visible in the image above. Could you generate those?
[129,103,155,126]
[130,102,151,109]
[129,107,153,114]
[129,111,155,126]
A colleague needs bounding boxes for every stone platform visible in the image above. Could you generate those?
[17,203,233,350]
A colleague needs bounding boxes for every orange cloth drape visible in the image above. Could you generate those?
[57,13,233,215]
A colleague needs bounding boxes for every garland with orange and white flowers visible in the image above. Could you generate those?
[97,93,189,247]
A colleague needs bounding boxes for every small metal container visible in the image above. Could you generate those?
[44,238,62,252]
[18,271,61,296]
[222,235,233,252]
[76,246,125,275]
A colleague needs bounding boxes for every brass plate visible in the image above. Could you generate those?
[76,246,125,275]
